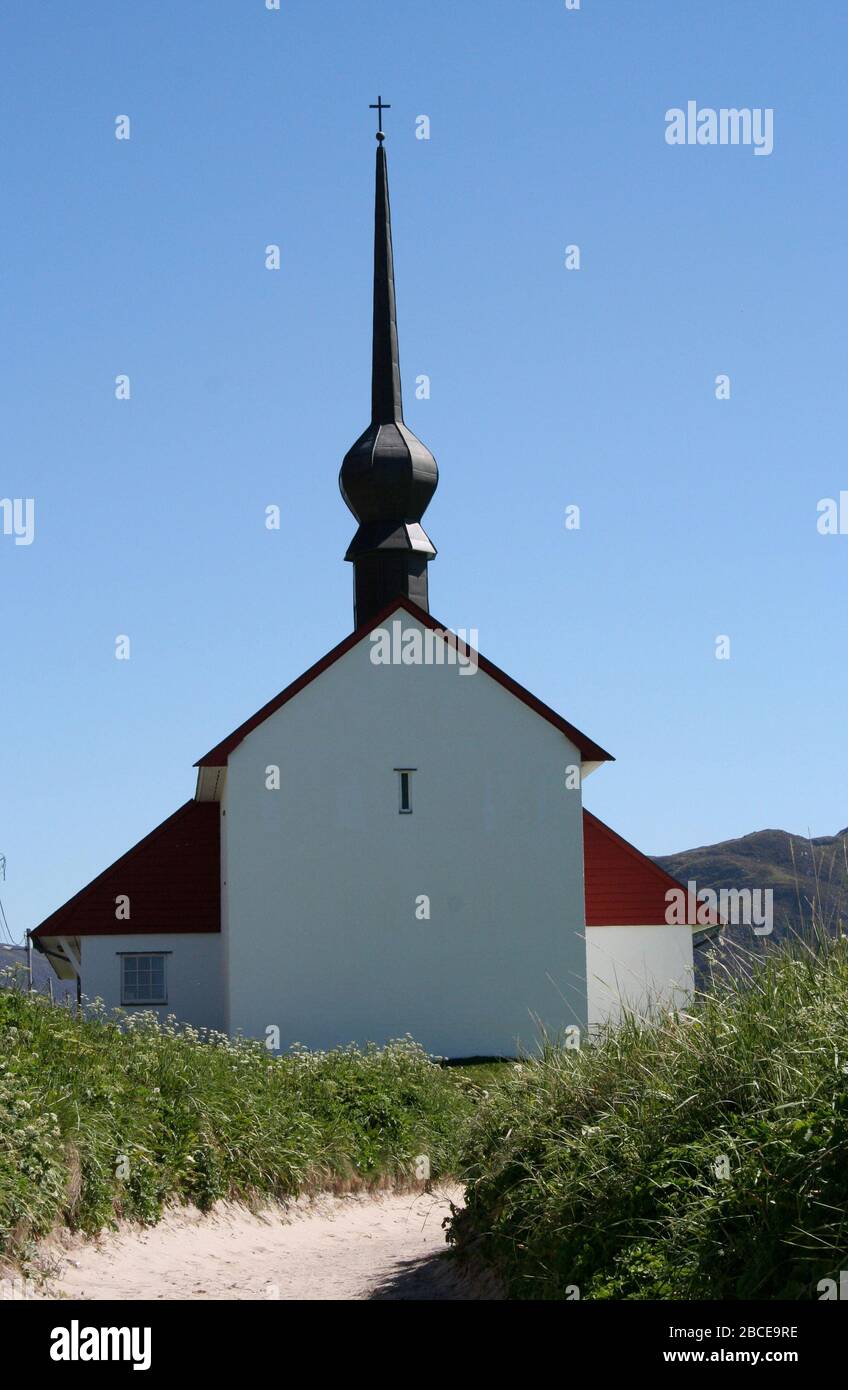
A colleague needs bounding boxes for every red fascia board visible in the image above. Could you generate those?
[195,596,614,767]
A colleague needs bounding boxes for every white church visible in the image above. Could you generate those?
[32,118,701,1058]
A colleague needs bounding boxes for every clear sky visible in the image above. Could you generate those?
[2,0,846,942]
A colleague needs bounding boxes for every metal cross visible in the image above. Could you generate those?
[369,95,391,140]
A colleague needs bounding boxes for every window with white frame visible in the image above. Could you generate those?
[120,952,167,1005]
[395,767,415,814]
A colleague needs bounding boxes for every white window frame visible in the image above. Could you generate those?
[120,951,168,1006]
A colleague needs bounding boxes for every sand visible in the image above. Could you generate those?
[32,1185,493,1301]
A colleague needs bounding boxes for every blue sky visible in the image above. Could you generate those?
[2,0,846,941]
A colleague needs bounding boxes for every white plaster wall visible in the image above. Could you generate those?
[219,775,231,1035]
[222,612,587,1057]
[81,934,224,1031]
[585,926,694,1031]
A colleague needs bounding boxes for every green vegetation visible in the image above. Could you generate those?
[0,984,472,1261]
[448,938,848,1299]
[6,943,848,1301]
[443,1059,516,1090]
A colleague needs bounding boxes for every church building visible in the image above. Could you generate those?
[32,115,699,1057]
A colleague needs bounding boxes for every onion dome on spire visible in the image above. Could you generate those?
[339,99,438,630]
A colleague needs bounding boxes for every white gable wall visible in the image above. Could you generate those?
[222,615,588,1057]
[219,772,232,1034]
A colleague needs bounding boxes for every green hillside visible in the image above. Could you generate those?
[655,827,848,949]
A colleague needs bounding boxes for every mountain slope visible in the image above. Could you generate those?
[654,826,848,951]
[0,944,76,1001]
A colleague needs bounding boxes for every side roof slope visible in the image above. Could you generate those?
[583,809,716,927]
[32,805,703,942]
[31,801,220,940]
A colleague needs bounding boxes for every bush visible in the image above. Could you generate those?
[0,987,470,1258]
[449,939,848,1300]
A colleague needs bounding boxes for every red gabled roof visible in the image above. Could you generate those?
[30,799,706,943]
[583,809,718,927]
[31,801,220,939]
[195,596,614,768]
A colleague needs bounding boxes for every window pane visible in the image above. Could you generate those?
[122,955,166,1003]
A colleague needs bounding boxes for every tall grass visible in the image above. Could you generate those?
[449,938,848,1299]
[0,984,471,1261]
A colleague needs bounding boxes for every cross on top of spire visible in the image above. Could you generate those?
[369,95,391,141]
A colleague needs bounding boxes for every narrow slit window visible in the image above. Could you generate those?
[395,768,415,814]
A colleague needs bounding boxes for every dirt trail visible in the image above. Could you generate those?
[35,1186,489,1301]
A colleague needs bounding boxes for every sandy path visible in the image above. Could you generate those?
[36,1186,487,1301]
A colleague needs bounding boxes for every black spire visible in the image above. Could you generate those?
[339,102,438,630]
[371,138,403,425]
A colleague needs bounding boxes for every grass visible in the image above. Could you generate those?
[0,981,474,1263]
[7,939,847,1300]
[442,1059,517,1090]
[448,936,848,1300]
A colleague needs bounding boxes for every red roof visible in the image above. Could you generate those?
[195,596,614,768]
[31,799,700,942]
[30,801,220,940]
[583,809,712,927]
